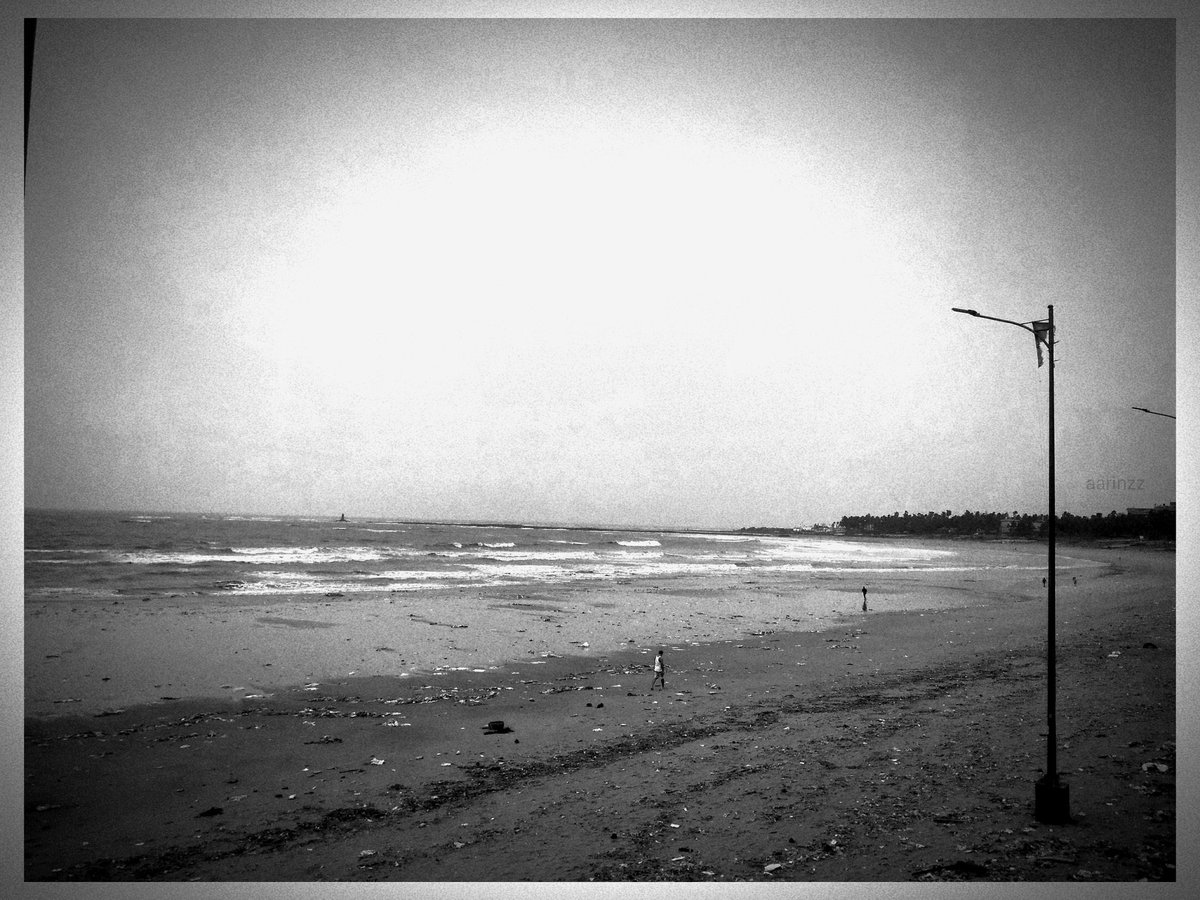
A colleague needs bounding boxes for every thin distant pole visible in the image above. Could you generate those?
[1046,303,1057,789]
[25,18,36,188]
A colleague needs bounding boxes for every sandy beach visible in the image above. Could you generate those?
[24,538,1176,882]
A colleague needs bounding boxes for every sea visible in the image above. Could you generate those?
[24,509,983,604]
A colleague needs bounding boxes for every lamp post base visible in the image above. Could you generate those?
[1034,775,1071,824]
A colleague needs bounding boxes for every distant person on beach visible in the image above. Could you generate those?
[862,586,868,612]
[651,650,666,690]
[1073,576,1077,586]
[1042,577,1047,588]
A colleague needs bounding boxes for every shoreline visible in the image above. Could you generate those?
[25,538,1127,721]
[24,542,1175,881]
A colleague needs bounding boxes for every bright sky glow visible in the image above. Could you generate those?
[24,16,1176,528]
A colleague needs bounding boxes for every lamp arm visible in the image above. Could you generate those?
[971,313,1038,335]
[951,307,1039,335]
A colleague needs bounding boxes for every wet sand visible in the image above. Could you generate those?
[23,540,1176,882]
[26,537,1094,718]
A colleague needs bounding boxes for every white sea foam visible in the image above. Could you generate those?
[615,540,661,547]
[677,533,756,543]
[434,548,601,563]
[115,546,388,566]
[227,580,406,596]
[599,550,663,562]
[752,538,956,564]
[375,569,481,581]
[467,563,576,580]
[687,551,754,562]
[618,561,741,577]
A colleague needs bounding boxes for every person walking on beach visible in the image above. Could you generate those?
[651,650,666,691]
[862,586,868,612]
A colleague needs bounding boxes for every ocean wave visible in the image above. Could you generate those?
[428,548,602,563]
[752,538,956,564]
[597,549,662,560]
[466,563,575,580]
[613,540,661,547]
[113,546,387,566]
[224,577,461,595]
[685,551,754,562]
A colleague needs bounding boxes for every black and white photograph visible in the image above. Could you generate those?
[13,1,1184,887]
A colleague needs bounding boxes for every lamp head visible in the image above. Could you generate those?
[951,307,980,316]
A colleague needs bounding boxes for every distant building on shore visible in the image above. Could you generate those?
[1127,502,1175,516]
[808,523,845,534]
[999,516,1045,536]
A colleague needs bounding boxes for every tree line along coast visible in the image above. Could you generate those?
[740,504,1176,541]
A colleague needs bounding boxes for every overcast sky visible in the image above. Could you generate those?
[24,15,1176,529]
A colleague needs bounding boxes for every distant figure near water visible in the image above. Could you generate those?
[651,649,666,691]
[339,513,346,522]
[862,586,868,612]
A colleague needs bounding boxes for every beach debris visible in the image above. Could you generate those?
[52,698,82,704]
[1107,651,1121,658]
[195,807,223,818]
[1141,762,1169,773]
[369,757,386,765]
[764,863,783,874]
[304,735,343,745]
[483,721,512,734]
[359,849,376,857]
[914,860,989,880]
[1143,642,1158,649]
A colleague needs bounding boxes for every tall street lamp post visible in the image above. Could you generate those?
[952,304,1070,824]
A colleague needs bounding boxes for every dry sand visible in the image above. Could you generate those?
[23,539,1177,882]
